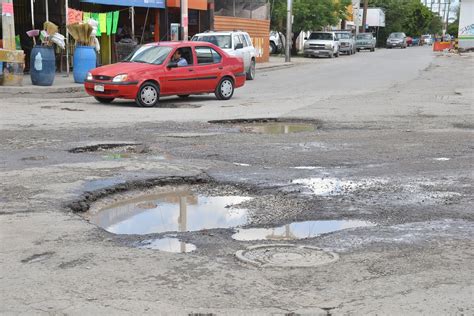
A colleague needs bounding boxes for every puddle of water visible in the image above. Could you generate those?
[232,220,374,241]
[90,192,252,235]
[241,123,316,134]
[137,237,196,253]
[104,153,132,160]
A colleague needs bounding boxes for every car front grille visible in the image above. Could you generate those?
[93,75,112,81]
[309,44,325,49]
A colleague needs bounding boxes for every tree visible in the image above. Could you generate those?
[271,0,351,54]
[368,0,444,46]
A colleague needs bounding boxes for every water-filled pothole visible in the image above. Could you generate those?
[239,123,317,134]
[137,237,196,253]
[232,220,375,241]
[208,118,322,134]
[89,190,252,235]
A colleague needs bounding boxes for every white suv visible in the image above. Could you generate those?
[192,31,256,80]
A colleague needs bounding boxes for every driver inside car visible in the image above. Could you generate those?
[171,49,188,67]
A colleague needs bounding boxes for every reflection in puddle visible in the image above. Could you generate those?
[241,123,316,134]
[137,237,196,253]
[232,220,374,241]
[90,192,252,235]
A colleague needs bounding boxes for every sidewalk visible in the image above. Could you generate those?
[257,55,310,71]
[0,73,85,97]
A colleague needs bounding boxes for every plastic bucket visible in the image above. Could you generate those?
[30,46,55,86]
[73,46,96,83]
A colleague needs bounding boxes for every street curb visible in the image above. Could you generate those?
[257,62,296,72]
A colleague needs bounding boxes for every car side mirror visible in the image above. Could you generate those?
[167,61,178,68]
[304,37,308,40]
[235,43,244,50]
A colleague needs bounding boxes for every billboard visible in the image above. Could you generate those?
[458,0,474,49]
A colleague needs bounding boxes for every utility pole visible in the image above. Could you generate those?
[361,0,368,34]
[285,0,292,62]
[445,0,451,32]
[181,0,188,40]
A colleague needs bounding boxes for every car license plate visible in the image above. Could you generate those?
[94,84,104,92]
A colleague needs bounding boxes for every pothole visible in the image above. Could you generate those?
[208,118,322,134]
[69,143,143,153]
[240,123,317,134]
[87,188,253,235]
[292,177,387,196]
[236,244,338,268]
[136,237,196,253]
[232,220,375,241]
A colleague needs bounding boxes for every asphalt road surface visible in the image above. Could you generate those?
[1,47,473,315]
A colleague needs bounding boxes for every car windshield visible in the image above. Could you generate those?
[335,33,351,39]
[309,33,333,40]
[357,34,372,40]
[390,33,404,38]
[124,45,173,64]
[192,35,232,49]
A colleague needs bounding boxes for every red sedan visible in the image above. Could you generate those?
[84,41,246,107]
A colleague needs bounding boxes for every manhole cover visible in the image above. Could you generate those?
[235,244,338,268]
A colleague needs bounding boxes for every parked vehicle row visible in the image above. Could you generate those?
[303,31,376,58]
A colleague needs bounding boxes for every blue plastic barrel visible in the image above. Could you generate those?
[73,46,96,83]
[30,46,56,86]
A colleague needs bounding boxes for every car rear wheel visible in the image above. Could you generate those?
[94,96,115,104]
[136,82,159,107]
[215,77,234,101]
[246,59,256,80]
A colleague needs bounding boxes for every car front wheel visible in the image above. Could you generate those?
[136,81,160,107]
[246,59,256,80]
[215,77,234,100]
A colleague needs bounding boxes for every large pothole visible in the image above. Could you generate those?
[85,185,253,236]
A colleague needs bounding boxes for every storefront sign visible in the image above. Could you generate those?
[80,0,165,8]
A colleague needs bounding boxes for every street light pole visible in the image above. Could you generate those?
[181,0,188,40]
[361,0,368,34]
[285,0,292,62]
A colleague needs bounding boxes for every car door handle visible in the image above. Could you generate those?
[218,66,223,70]
[188,68,194,72]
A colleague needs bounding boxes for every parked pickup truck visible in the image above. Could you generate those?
[303,32,340,58]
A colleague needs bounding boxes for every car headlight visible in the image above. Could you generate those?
[86,72,93,81]
[112,74,128,82]
[325,44,332,49]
